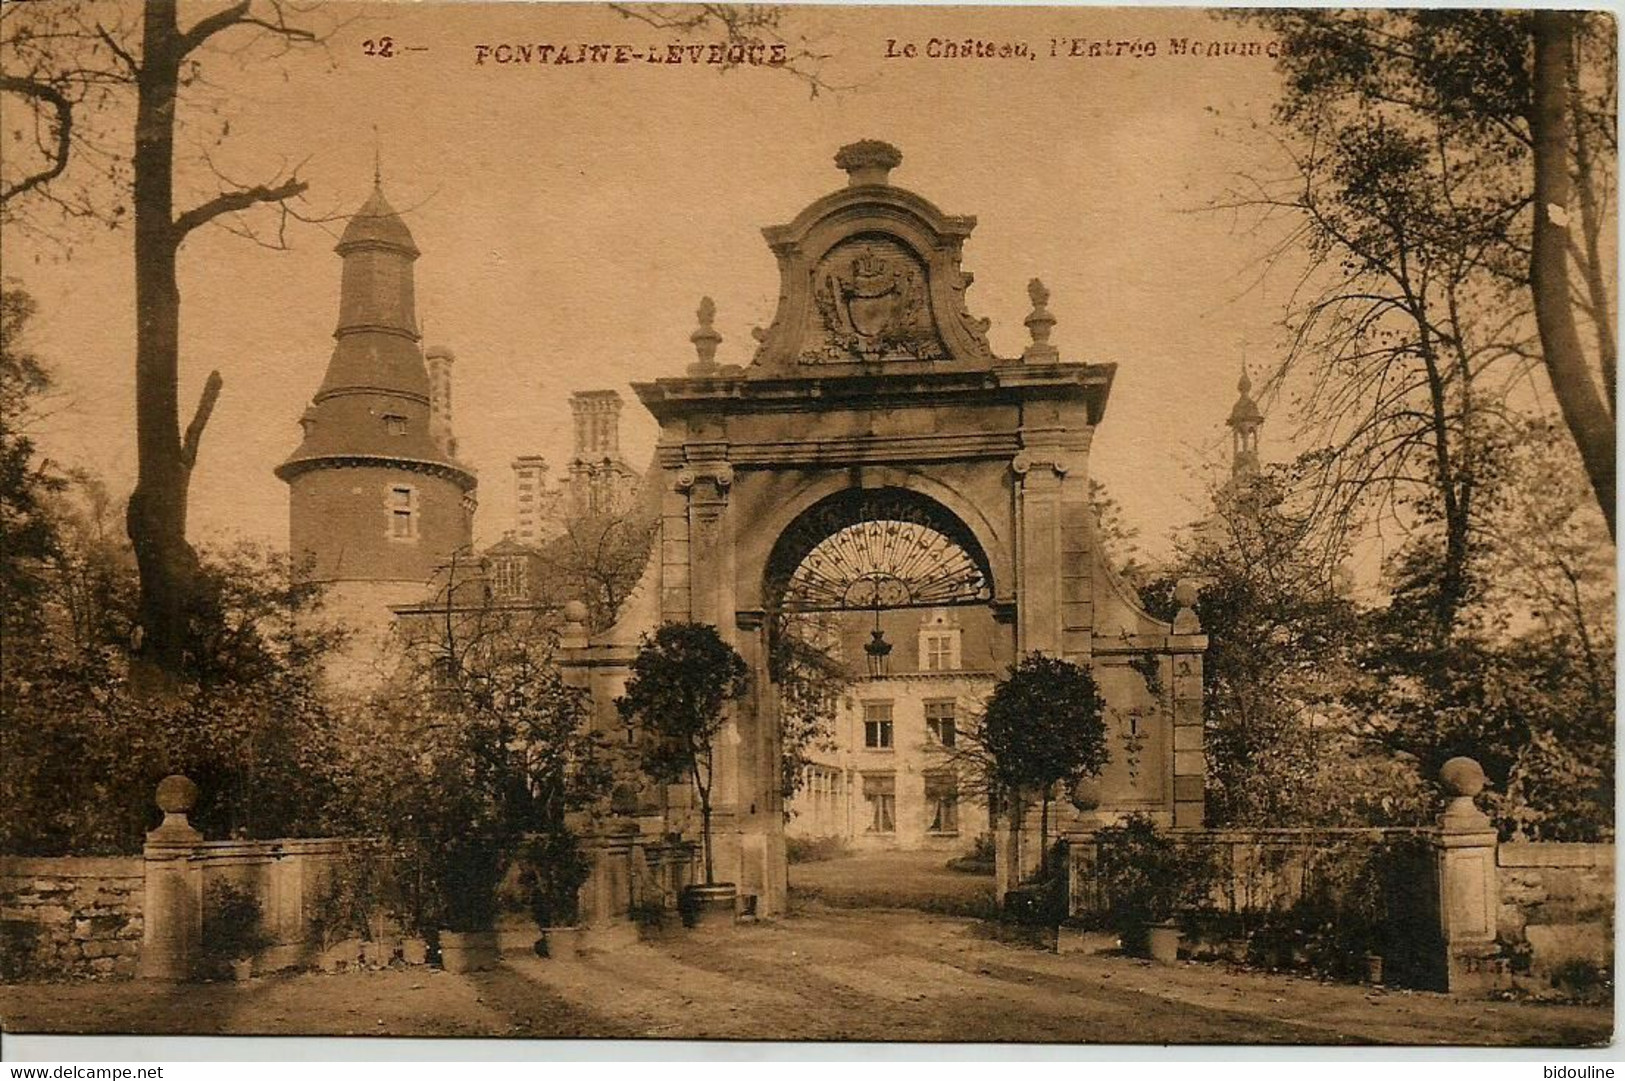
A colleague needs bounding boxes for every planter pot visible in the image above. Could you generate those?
[400,938,429,966]
[230,957,254,982]
[1363,954,1385,986]
[1224,937,1252,964]
[537,926,583,960]
[1146,921,1181,965]
[362,940,396,968]
[680,882,738,929]
[439,930,499,974]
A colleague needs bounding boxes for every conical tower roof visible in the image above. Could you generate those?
[276,181,471,490]
[336,185,419,256]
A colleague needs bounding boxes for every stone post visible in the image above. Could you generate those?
[1433,757,1509,993]
[576,819,640,950]
[137,775,205,981]
[1169,580,1208,829]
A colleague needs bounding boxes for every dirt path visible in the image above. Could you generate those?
[1,904,1608,1045]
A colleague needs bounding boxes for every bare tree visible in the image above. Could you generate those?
[3,0,337,688]
[1242,9,1617,540]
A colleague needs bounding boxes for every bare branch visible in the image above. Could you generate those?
[172,177,307,238]
[180,369,223,468]
[0,76,72,203]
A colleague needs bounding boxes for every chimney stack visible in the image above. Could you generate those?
[425,345,456,456]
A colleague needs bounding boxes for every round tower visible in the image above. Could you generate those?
[276,182,476,634]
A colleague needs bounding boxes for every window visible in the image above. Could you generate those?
[925,701,957,747]
[925,770,959,834]
[863,773,896,834]
[922,633,952,671]
[490,557,526,600]
[386,485,417,540]
[863,702,893,749]
[383,414,407,436]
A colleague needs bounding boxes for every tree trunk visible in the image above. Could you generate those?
[697,748,715,885]
[1039,788,1050,879]
[128,0,204,688]
[1530,10,1617,541]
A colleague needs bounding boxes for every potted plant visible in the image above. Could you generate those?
[518,830,593,960]
[427,832,513,973]
[204,880,273,982]
[1095,815,1215,964]
[364,629,612,975]
[617,622,750,929]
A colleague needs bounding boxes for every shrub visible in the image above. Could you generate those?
[1093,815,1218,930]
[202,880,273,963]
[786,835,850,864]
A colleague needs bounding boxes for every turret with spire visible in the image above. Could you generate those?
[276,176,476,619]
[1226,367,1264,478]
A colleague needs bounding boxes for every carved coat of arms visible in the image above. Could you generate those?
[808,237,946,362]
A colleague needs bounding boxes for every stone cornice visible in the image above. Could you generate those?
[633,360,1116,426]
[658,430,1026,470]
[274,452,478,491]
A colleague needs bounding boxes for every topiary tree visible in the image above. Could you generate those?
[616,622,749,886]
[976,652,1109,878]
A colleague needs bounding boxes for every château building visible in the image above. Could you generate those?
[786,609,992,853]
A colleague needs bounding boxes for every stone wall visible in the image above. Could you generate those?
[0,857,144,980]
[1497,842,1614,984]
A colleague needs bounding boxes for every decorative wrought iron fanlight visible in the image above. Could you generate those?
[781,518,991,613]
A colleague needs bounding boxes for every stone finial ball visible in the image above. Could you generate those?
[155,774,199,814]
[562,600,590,624]
[1174,579,1201,609]
[1439,756,1487,798]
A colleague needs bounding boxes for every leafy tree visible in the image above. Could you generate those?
[971,653,1108,876]
[1,535,351,854]
[1348,419,1613,840]
[616,622,749,886]
[1140,463,1430,829]
[0,286,63,638]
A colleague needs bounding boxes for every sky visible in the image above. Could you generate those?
[11,2,1310,560]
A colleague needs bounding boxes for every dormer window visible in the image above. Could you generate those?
[917,610,962,671]
[386,484,417,540]
[383,414,408,436]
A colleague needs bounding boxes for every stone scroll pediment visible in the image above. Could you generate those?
[748,143,996,374]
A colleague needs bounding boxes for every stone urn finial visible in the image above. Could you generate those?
[835,140,902,187]
[689,296,722,375]
[148,774,202,844]
[560,599,590,648]
[1022,278,1058,363]
[1172,578,1202,634]
[1439,756,1492,830]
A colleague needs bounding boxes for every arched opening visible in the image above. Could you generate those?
[763,488,1001,913]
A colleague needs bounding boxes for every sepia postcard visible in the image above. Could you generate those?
[0,0,1615,1054]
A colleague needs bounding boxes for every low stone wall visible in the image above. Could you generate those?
[0,856,144,980]
[1497,841,1614,983]
[1065,827,1433,918]
[196,838,355,972]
